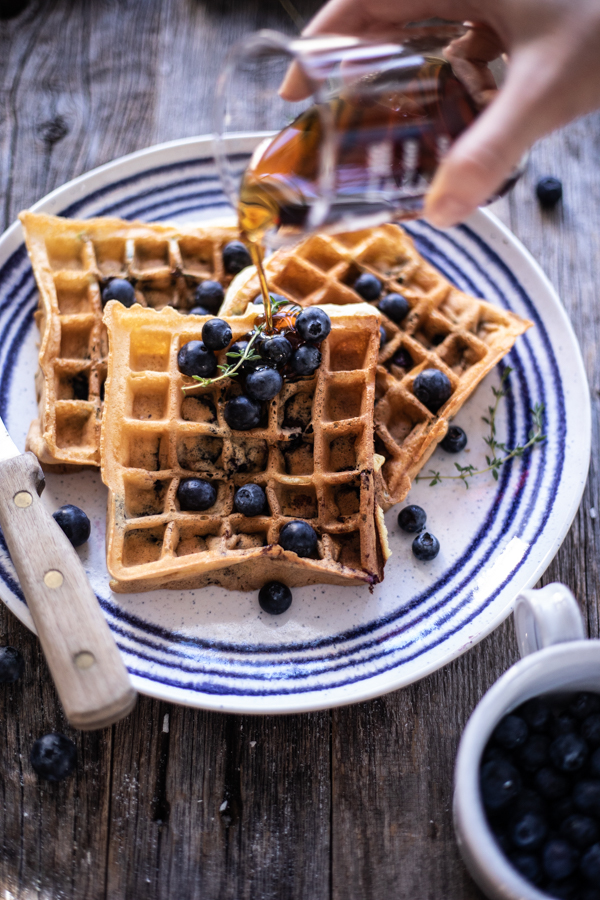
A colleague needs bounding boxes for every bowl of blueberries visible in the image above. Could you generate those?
[453,582,600,900]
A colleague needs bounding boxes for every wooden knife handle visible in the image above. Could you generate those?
[0,452,136,730]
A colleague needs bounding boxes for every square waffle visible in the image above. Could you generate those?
[220,224,531,508]
[20,211,241,471]
[101,302,389,593]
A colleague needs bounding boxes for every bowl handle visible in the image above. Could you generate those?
[514,583,585,658]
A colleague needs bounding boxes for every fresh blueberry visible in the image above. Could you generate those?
[510,853,542,885]
[560,815,599,849]
[582,845,600,882]
[222,240,252,274]
[194,280,224,314]
[279,520,318,558]
[480,759,522,812]
[441,426,468,454]
[102,278,136,308]
[201,318,232,351]
[509,811,547,851]
[534,767,569,800]
[224,395,262,431]
[258,581,293,615]
[397,505,427,534]
[570,693,600,719]
[574,781,600,816]
[30,733,76,782]
[0,646,24,684]
[245,366,283,402]
[226,340,261,378]
[583,714,600,746]
[542,838,579,881]
[291,344,321,376]
[259,334,293,367]
[536,176,563,210]
[234,483,266,517]
[189,305,211,316]
[378,293,409,324]
[493,715,529,750]
[413,369,452,413]
[517,734,549,772]
[522,697,552,733]
[391,348,413,369]
[412,532,440,561]
[379,326,387,348]
[353,272,382,301]
[550,733,589,772]
[589,748,600,778]
[177,341,217,378]
[295,307,332,342]
[177,478,217,511]
[52,504,91,547]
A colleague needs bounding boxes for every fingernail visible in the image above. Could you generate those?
[424,195,471,229]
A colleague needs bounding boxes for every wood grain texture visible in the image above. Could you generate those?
[0,1,597,898]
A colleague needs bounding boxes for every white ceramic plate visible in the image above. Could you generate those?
[0,135,590,714]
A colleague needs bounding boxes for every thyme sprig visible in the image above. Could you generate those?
[416,367,546,488]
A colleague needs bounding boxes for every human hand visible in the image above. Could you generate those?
[280,0,600,227]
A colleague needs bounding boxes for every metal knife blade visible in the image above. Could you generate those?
[0,414,20,463]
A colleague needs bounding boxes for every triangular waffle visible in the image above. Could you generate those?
[20,211,241,470]
[101,302,389,592]
[221,225,531,507]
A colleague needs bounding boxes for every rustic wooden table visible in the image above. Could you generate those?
[0,1,598,898]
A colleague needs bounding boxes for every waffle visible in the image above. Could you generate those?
[101,302,389,593]
[221,225,531,507]
[20,211,242,471]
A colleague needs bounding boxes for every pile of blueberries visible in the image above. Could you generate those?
[481,692,600,899]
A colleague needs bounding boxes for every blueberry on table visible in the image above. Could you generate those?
[102,278,136,308]
[480,759,522,812]
[291,344,321,376]
[295,307,332,342]
[224,395,262,431]
[413,368,452,413]
[378,293,409,324]
[536,176,563,209]
[412,531,440,561]
[441,425,468,454]
[258,581,293,615]
[201,317,232,351]
[279,520,318,558]
[560,814,599,849]
[542,838,579,881]
[194,280,224,313]
[509,811,548,851]
[397,505,426,534]
[52,504,91,547]
[234,483,266,517]
[245,366,283,402]
[30,733,76,782]
[493,714,528,750]
[0,646,24,684]
[177,341,217,378]
[259,334,293,367]
[353,272,382,301]
[177,478,217,512]
[550,733,589,772]
[222,240,251,275]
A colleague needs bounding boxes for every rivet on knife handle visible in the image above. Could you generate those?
[0,452,136,730]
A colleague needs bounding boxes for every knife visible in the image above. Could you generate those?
[0,416,136,729]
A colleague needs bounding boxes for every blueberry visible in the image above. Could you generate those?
[517,734,549,772]
[570,693,600,719]
[509,810,547,850]
[102,278,136,308]
[295,307,332,342]
[441,426,467,454]
[483,744,513,766]
[258,581,292,615]
[30,733,76,782]
[589,748,600,778]
[510,853,542,885]
[291,344,321,376]
[413,368,452,413]
[583,714,600,746]
[542,838,579,881]
[551,797,577,827]
[279,520,318,558]
[52,504,91,547]
[536,176,563,209]
[378,293,409,324]
[234,483,266,517]
[480,759,521,812]
[245,366,283,401]
[224,395,262,431]
[574,781,600,816]
[522,697,552,732]
[535,767,569,800]
[222,240,252,275]
[550,733,589,772]
[177,341,217,378]
[552,712,578,737]
[582,844,600,881]
[379,326,387,348]
[226,340,261,378]
[493,715,529,750]
[201,318,232,351]
[189,306,211,316]
[0,646,24,684]
[391,348,413,369]
[397,505,426,534]
[412,531,440,561]
[560,815,599,849]
[353,272,382,301]
[194,280,224,314]
[259,334,293,367]
[177,478,217,511]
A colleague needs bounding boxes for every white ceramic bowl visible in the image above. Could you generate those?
[453,583,599,900]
